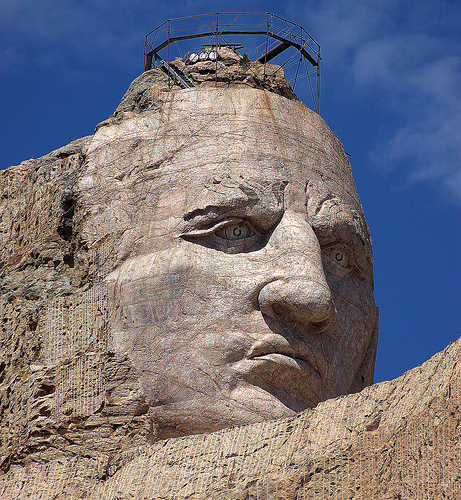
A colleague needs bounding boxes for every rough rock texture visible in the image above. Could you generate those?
[77,85,379,440]
[173,46,298,100]
[0,338,459,499]
[0,68,459,498]
[0,137,151,477]
[99,47,297,131]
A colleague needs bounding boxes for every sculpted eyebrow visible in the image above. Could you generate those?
[315,221,369,254]
[310,199,370,252]
[184,204,239,222]
[183,193,259,222]
[313,216,373,277]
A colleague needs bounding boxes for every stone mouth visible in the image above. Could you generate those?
[246,336,324,378]
[248,353,320,379]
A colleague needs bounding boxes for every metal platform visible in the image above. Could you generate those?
[144,13,321,113]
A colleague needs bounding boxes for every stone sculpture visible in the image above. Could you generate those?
[78,80,378,438]
[0,50,459,500]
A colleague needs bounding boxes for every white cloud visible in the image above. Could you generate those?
[300,0,397,62]
[0,0,150,74]
[444,168,461,203]
[2,0,460,202]
[360,43,461,200]
[297,0,461,203]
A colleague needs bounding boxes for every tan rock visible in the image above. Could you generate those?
[0,338,459,498]
[0,68,458,498]
[75,86,378,438]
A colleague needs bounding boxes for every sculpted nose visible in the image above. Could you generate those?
[258,277,335,333]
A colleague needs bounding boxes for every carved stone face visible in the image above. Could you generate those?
[80,88,378,438]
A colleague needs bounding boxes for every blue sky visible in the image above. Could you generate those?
[1,0,460,384]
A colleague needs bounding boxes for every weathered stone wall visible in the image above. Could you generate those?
[0,136,153,476]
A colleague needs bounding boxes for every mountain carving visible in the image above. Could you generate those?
[0,64,459,498]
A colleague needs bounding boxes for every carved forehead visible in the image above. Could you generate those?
[80,87,370,257]
[85,87,358,189]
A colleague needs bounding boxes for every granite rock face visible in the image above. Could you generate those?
[78,85,378,438]
[0,68,459,498]
[0,339,459,499]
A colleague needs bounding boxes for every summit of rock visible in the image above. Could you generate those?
[104,47,297,128]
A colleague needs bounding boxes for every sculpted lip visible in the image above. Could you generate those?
[246,335,324,378]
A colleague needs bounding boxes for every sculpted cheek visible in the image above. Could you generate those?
[94,86,379,437]
[325,279,377,390]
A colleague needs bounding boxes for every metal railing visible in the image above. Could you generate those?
[144,13,321,113]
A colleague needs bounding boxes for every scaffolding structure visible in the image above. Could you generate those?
[144,12,321,113]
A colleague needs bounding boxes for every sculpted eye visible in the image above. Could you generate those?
[322,243,365,279]
[215,220,255,240]
[327,247,348,267]
[181,218,262,253]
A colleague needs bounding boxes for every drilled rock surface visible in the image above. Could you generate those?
[0,339,459,499]
[0,137,151,478]
[0,69,459,498]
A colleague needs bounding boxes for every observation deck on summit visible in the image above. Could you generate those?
[144,12,321,113]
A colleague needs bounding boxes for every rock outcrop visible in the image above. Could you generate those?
[0,338,459,499]
[0,67,459,498]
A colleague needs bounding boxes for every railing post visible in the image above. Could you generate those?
[167,20,171,86]
[263,16,270,82]
[215,13,219,87]
[316,48,320,114]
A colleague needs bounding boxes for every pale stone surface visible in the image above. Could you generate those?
[90,338,461,499]
[77,86,378,438]
[0,338,459,499]
[0,68,458,498]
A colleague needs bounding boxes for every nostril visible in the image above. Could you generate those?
[307,297,336,326]
[309,317,334,334]
[271,303,286,317]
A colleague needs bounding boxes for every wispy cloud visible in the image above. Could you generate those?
[0,0,153,74]
[2,0,460,202]
[358,39,461,200]
[298,0,461,203]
